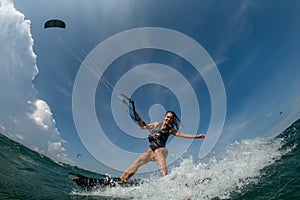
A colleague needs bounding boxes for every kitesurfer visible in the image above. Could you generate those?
[118,111,206,182]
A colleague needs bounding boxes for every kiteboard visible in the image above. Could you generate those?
[68,172,140,189]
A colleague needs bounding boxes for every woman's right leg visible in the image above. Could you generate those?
[119,148,154,182]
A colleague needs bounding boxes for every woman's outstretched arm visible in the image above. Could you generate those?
[172,130,205,139]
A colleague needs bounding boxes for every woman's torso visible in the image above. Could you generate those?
[148,122,171,150]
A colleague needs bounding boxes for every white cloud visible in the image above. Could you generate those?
[0,0,70,163]
[14,133,24,140]
[28,100,54,130]
[48,141,66,152]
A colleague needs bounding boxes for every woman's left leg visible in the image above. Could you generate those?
[154,148,168,176]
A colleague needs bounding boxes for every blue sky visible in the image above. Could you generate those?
[1,0,300,174]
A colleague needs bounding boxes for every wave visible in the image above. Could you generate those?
[72,119,300,200]
[91,134,292,199]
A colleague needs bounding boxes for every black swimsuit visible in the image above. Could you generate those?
[148,122,171,151]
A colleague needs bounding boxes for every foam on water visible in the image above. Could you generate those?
[72,137,289,199]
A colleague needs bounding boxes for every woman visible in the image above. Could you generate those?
[118,110,205,182]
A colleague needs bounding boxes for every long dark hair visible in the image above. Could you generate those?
[165,111,180,131]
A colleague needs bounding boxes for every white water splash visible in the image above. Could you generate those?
[72,137,286,199]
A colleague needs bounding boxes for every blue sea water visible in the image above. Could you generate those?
[0,119,299,200]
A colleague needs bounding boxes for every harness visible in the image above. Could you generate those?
[148,122,171,151]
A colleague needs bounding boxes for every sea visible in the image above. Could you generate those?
[1,119,299,200]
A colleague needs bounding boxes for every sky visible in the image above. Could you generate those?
[1,0,300,174]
